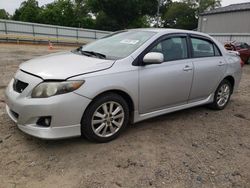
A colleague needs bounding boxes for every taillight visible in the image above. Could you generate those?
[240,60,244,67]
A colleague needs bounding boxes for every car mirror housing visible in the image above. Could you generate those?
[143,52,164,65]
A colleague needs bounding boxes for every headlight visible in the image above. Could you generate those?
[31,81,85,98]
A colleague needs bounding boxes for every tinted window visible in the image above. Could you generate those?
[241,43,249,49]
[235,42,249,49]
[191,38,216,58]
[150,37,188,61]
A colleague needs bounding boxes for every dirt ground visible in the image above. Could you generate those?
[0,43,250,188]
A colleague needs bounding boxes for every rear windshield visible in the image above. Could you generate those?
[78,31,156,60]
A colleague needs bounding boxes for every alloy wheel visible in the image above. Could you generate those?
[91,101,125,138]
[216,84,230,107]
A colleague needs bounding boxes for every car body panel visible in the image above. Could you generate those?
[139,59,193,114]
[134,93,214,123]
[224,52,242,91]
[72,56,139,111]
[188,56,227,102]
[20,51,115,80]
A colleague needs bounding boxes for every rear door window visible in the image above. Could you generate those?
[191,37,220,58]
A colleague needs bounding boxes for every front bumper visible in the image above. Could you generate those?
[5,70,91,139]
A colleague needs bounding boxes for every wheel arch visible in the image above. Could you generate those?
[223,75,235,93]
[85,89,135,122]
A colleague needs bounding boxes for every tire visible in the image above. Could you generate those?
[245,58,249,65]
[208,79,232,110]
[81,93,129,143]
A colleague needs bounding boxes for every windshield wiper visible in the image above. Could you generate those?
[81,50,106,59]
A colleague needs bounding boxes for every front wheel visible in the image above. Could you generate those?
[209,80,232,110]
[81,93,129,142]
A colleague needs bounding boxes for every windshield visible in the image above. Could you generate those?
[76,31,156,60]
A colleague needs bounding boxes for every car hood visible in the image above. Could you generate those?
[19,51,115,80]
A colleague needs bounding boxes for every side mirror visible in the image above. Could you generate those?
[143,52,164,64]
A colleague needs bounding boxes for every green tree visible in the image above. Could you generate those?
[12,0,41,22]
[72,0,95,28]
[39,0,75,27]
[184,0,221,13]
[86,0,158,31]
[162,2,197,30]
[199,0,221,13]
[155,0,172,27]
[0,9,10,19]
[11,0,96,28]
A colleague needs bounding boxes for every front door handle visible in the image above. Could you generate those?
[183,65,193,71]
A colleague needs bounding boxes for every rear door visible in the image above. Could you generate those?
[188,35,226,102]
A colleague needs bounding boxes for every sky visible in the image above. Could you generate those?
[0,0,250,15]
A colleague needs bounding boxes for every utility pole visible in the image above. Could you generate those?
[156,0,161,28]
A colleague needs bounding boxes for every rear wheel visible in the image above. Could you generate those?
[81,93,129,142]
[209,80,232,110]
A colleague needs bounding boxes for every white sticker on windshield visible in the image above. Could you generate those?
[120,39,139,45]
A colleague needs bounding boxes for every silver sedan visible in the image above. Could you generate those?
[5,29,242,142]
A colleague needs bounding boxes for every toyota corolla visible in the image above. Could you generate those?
[5,29,242,142]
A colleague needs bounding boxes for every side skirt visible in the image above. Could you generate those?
[133,94,214,123]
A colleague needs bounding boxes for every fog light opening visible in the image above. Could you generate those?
[37,116,51,127]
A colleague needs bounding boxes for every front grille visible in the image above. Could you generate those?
[13,79,28,93]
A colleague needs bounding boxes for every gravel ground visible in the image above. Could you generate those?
[0,43,250,188]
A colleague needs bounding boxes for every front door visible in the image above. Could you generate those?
[139,35,193,114]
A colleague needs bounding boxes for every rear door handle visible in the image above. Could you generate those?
[218,61,226,66]
[183,65,193,71]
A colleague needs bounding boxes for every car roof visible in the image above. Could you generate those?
[129,28,211,38]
